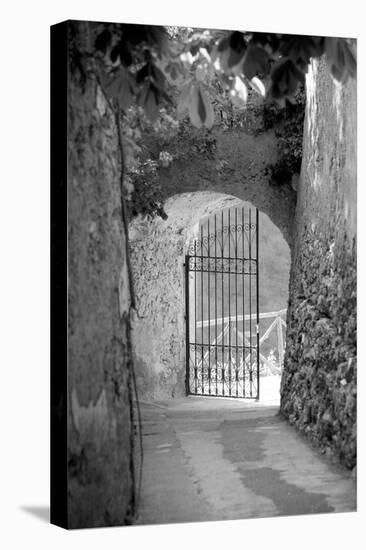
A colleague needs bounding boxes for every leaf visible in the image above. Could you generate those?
[200,88,215,128]
[269,59,304,101]
[146,25,168,49]
[136,64,149,84]
[195,62,207,81]
[343,40,357,79]
[101,72,122,98]
[150,64,166,90]
[210,43,220,64]
[144,86,159,122]
[169,63,179,81]
[180,51,195,66]
[158,57,186,86]
[197,89,206,123]
[110,45,120,63]
[228,31,247,68]
[249,76,266,97]
[229,76,248,107]
[325,38,356,83]
[190,42,200,56]
[101,68,134,111]
[242,44,270,79]
[95,29,111,53]
[117,78,134,111]
[137,81,150,108]
[118,40,133,67]
[188,84,214,128]
[136,81,161,122]
[216,47,231,73]
[217,36,230,53]
[325,38,346,82]
[215,33,247,74]
[110,39,133,66]
[188,84,201,128]
[177,81,193,118]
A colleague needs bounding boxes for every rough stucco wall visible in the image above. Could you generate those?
[67,46,134,527]
[130,220,186,401]
[130,193,242,401]
[280,57,357,469]
[159,128,297,248]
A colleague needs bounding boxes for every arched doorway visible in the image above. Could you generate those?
[129,191,290,402]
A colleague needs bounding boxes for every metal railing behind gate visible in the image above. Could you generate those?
[195,309,287,374]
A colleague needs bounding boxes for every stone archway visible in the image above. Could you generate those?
[158,127,296,248]
[130,190,291,400]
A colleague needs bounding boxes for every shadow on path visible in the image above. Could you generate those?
[138,393,356,526]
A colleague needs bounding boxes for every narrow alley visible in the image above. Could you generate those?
[138,378,356,525]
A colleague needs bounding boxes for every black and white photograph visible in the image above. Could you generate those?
[1,2,362,548]
[51,18,357,529]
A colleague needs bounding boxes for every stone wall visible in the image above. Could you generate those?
[280,57,357,469]
[67,31,134,528]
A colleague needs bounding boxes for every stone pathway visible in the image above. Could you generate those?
[137,380,356,526]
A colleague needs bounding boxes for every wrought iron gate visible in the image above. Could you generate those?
[185,207,260,399]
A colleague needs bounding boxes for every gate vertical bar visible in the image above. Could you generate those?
[185,255,190,395]
[235,208,239,397]
[242,207,245,397]
[194,240,197,394]
[249,208,253,397]
[208,218,211,394]
[214,213,218,395]
[201,224,204,394]
[228,208,231,396]
[256,208,260,400]
[221,210,224,396]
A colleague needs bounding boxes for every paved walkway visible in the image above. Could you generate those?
[137,377,356,525]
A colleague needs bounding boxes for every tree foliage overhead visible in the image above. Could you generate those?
[93,24,356,128]
[69,23,357,219]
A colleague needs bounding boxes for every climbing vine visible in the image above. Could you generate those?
[260,87,306,187]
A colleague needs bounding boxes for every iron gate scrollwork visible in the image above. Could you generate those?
[185,207,260,399]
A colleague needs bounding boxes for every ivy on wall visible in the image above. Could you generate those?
[260,88,306,187]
